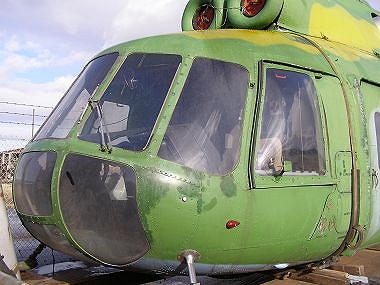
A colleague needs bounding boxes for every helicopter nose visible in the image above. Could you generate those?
[14,152,149,266]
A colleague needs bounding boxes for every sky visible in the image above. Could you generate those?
[0,0,379,148]
[0,0,188,145]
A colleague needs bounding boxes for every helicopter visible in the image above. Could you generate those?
[12,0,380,284]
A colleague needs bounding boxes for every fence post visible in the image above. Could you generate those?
[31,109,35,138]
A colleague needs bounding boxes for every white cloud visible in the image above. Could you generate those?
[4,38,21,52]
[104,0,187,46]
[0,75,74,107]
[1,37,47,71]
[0,0,187,144]
[369,0,380,11]
[0,75,74,141]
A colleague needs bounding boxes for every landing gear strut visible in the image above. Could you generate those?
[178,250,201,285]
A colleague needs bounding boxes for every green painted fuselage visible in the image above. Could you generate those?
[13,0,380,275]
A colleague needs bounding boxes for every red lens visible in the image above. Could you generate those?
[241,0,266,17]
[193,4,215,30]
[226,220,241,229]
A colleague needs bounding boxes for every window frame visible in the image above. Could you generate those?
[250,62,330,188]
[33,52,120,141]
[77,52,183,152]
[158,56,250,175]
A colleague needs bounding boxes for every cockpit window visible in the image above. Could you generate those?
[255,69,325,176]
[158,58,248,175]
[79,53,181,151]
[34,53,118,140]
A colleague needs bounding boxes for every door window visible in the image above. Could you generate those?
[255,68,325,176]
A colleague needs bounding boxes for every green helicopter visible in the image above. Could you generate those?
[13,0,380,284]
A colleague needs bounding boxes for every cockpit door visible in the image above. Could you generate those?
[360,81,380,246]
[315,75,352,235]
[249,63,347,261]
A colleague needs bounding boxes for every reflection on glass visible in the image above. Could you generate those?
[79,53,182,151]
[59,154,149,265]
[34,53,118,140]
[256,69,325,175]
[23,222,90,262]
[158,58,248,175]
[14,152,56,216]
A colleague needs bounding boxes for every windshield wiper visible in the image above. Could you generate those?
[89,100,112,153]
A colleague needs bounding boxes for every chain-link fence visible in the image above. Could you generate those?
[3,183,72,267]
[0,101,52,182]
[1,147,23,183]
[1,102,73,269]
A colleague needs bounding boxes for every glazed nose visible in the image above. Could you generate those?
[14,152,56,216]
[14,152,149,266]
[58,154,149,265]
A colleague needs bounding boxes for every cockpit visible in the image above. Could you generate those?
[13,51,250,266]
[13,45,328,267]
[32,52,248,176]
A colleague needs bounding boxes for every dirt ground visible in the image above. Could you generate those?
[1,183,14,209]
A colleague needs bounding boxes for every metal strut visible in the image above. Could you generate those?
[178,250,201,285]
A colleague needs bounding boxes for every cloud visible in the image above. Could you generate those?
[0,75,74,107]
[0,38,52,77]
[104,0,187,46]
[0,33,94,87]
[0,75,74,141]
[0,0,187,145]
[369,0,380,11]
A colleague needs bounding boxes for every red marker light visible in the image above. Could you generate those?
[226,220,241,229]
[241,0,266,17]
[193,4,215,30]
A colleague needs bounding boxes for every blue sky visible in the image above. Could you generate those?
[0,0,379,145]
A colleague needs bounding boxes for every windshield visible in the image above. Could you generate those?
[34,53,118,140]
[79,53,182,151]
[158,58,248,175]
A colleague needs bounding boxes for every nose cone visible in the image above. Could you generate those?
[14,152,149,266]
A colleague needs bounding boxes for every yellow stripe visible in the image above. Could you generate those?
[309,3,380,54]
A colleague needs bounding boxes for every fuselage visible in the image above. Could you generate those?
[13,0,380,276]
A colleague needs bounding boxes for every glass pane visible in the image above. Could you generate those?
[79,53,182,151]
[256,69,325,175]
[14,152,56,216]
[34,53,118,140]
[59,154,149,265]
[22,222,90,262]
[158,58,248,175]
